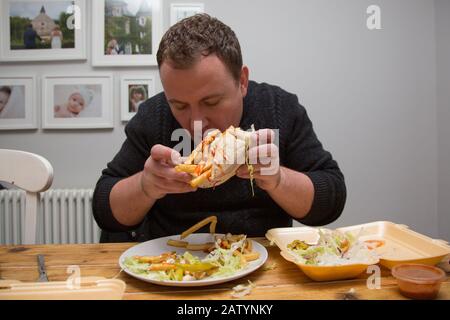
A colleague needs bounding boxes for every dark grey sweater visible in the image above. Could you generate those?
[93,81,346,242]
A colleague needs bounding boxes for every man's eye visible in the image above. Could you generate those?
[203,99,220,107]
[173,104,187,111]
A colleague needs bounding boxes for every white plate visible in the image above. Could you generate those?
[119,233,268,287]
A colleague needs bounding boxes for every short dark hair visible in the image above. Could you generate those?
[0,86,12,96]
[157,14,243,82]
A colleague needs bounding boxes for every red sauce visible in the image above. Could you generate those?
[395,268,440,280]
[392,264,446,299]
[364,240,385,250]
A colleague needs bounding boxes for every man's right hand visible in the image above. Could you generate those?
[140,144,196,200]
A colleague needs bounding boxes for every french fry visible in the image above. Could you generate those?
[205,243,216,253]
[246,239,253,252]
[148,263,177,271]
[193,271,207,280]
[137,256,165,264]
[233,250,248,267]
[186,243,214,251]
[209,219,217,235]
[194,164,204,176]
[243,252,260,262]
[186,150,197,165]
[228,234,245,242]
[189,169,212,188]
[201,163,213,174]
[136,252,175,264]
[175,164,198,174]
[180,216,218,240]
[167,239,188,248]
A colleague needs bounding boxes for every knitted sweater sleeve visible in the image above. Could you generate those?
[283,93,347,226]
[92,105,153,232]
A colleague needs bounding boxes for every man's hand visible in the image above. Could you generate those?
[236,129,282,191]
[141,144,197,200]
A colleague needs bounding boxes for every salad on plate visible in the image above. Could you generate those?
[122,216,261,282]
[123,233,259,281]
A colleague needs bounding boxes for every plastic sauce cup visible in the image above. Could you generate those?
[391,264,447,300]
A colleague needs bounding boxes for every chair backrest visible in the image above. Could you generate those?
[0,149,53,244]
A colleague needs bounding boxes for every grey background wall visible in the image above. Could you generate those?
[436,0,450,242]
[1,0,448,240]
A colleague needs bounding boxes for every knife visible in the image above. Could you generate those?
[37,255,49,282]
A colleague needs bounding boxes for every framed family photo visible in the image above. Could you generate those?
[120,75,155,121]
[170,3,204,26]
[42,74,113,129]
[92,0,163,66]
[0,75,37,130]
[0,0,87,62]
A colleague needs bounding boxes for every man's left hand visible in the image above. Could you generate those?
[236,129,283,191]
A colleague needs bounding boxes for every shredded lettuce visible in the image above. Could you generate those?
[203,235,248,278]
[245,125,256,197]
[288,229,378,266]
[182,251,201,264]
[122,257,168,280]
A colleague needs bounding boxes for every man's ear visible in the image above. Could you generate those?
[239,66,249,97]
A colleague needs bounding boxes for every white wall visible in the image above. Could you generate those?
[436,0,450,241]
[0,0,445,239]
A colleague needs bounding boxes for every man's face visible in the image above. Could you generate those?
[160,54,249,138]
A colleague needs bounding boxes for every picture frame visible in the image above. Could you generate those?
[170,3,204,26]
[0,75,37,130]
[42,74,113,129]
[120,75,155,122]
[92,0,163,67]
[0,0,87,62]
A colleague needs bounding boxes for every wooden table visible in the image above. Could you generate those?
[1,239,449,300]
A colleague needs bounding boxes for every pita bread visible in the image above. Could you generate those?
[176,126,254,189]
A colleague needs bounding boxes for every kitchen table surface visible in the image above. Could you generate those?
[1,239,449,300]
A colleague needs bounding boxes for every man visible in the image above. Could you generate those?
[93,14,346,242]
[23,24,40,49]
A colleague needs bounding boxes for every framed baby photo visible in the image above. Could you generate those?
[0,0,87,62]
[120,75,155,121]
[42,74,113,129]
[92,0,163,67]
[0,75,37,130]
[170,3,204,26]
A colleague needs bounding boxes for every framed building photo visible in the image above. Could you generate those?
[42,74,113,129]
[120,75,155,121]
[0,0,87,62]
[170,3,204,26]
[92,0,163,67]
[0,75,37,130]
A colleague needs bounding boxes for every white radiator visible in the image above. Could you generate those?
[0,189,101,245]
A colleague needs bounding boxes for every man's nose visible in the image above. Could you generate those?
[189,108,209,133]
